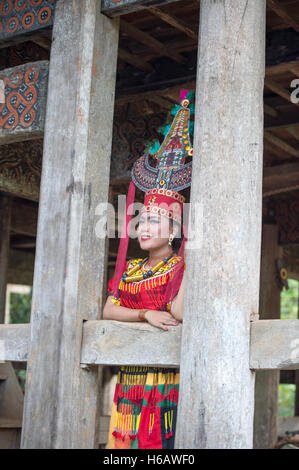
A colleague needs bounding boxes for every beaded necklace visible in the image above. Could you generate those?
[122,252,175,283]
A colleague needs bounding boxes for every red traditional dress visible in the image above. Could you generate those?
[107,254,182,450]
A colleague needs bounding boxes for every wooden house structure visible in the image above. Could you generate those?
[0,0,299,449]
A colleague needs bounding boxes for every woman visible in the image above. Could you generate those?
[104,90,193,449]
[104,210,185,449]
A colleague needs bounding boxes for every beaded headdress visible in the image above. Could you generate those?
[110,90,194,299]
[132,91,193,222]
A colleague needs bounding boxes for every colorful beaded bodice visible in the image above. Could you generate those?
[109,255,182,312]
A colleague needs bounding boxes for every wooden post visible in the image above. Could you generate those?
[253,225,281,448]
[21,0,119,448]
[0,195,11,324]
[175,0,266,449]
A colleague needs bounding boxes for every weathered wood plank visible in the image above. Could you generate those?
[101,0,181,17]
[278,416,299,438]
[250,320,299,370]
[175,0,266,449]
[1,319,299,370]
[0,61,49,145]
[0,324,29,362]
[0,1,56,47]
[81,320,181,367]
[20,0,119,449]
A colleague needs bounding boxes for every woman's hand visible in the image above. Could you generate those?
[144,310,179,331]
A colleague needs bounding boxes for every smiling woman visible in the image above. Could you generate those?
[103,91,192,449]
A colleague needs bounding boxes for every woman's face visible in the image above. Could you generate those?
[137,211,172,252]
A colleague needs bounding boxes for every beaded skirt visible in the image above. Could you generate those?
[107,256,182,449]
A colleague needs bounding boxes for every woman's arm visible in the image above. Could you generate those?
[169,271,186,322]
[103,296,143,322]
[103,296,179,330]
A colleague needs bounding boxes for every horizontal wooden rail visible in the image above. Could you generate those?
[81,320,181,367]
[0,324,29,362]
[1,320,299,370]
[250,320,299,370]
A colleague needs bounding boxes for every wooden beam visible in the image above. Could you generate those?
[263,162,299,196]
[0,61,49,145]
[264,131,299,159]
[175,0,266,449]
[148,96,173,110]
[267,0,299,32]
[265,77,298,105]
[287,126,299,141]
[32,38,52,52]
[81,320,181,367]
[266,60,299,76]
[0,324,29,362]
[295,371,299,416]
[21,1,119,450]
[11,201,37,237]
[101,0,182,17]
[1,320,299,371]
[264,104,279,118]
[118,47,153,72]
[250,320,299,370]
[7,249,34,286]
[253,225,281,449]
[265,115,299,131]
[149,7,198,42]
[120,19,186,65]
[278,417,299,438]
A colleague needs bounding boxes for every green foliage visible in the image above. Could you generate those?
[278,279,298,417]
[280,279,298,320]
[9,288,32,324]
[278,384,295,417]
[9,288,32,392]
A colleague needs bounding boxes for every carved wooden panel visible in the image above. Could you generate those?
[0,0,56,45]
[0,60,49,144]
[0,139,42,200]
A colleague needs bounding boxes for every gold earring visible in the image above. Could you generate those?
[168,234,174,246]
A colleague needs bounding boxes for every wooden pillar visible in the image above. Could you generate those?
[21,0,119,448]
[0,195,11,324]
[295,371,299,416]
[175,0,266,449]
[253,225,281,448]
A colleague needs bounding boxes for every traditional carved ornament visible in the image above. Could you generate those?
[0,60,48,140]
[0,0,56,40]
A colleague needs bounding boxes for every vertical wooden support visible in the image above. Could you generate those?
[253,225,281,448]
[21,0,119,448]
[0,195,11,324]
[295,371,299,416]
[175,0,266,449]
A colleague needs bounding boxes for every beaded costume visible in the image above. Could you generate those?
[107,91,194,449]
